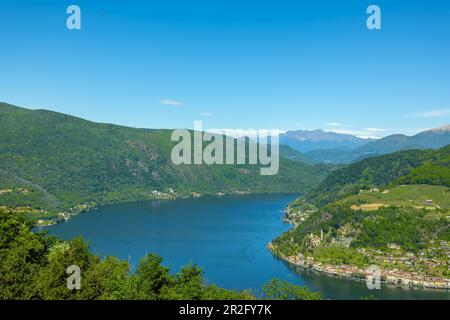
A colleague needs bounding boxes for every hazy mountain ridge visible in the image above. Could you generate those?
[284,126,450,164]
[356,127,450,155]
[280,129,373,153]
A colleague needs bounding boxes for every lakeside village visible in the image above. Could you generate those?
[268,240,450,290]
[271,204,450,289]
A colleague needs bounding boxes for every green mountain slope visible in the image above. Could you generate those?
[300,146,450,207]
[0,103,324,216]
[355,134,415,155]
[279,145,316,165]
[305,148,359,164]
[392,146,450,187]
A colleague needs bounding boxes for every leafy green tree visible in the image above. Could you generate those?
[135,253,170,299]
[36,237,97,299]
[201,285,255,300]
[360,294,378,300]
[0,210,47,299]
[81,256,131,300]
[160,263,204,300]
[262,279,322,300]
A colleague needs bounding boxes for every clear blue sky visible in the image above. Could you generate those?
[1,0,449,137]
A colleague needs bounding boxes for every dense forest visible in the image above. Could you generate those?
[392,146,450,187]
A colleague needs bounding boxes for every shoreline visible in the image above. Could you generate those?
[267,243,450,290]
[34,191,299,227]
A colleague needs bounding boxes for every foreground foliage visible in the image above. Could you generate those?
[0,209,321,300]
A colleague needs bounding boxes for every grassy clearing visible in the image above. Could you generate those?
[339,184,450,211]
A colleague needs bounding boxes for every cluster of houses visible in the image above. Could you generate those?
[150,188,177,199]
[277,224,450,290]
[307,225,355,249]
[283,205,317,226]
[276,248,450,290]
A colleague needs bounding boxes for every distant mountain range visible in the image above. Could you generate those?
[280,130,374,153]
[356,125,450,154]
[280,125,450,164]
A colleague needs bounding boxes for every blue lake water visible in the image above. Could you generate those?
[40,194,449,300]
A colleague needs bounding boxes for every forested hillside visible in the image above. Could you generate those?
[0,103,324,217]
[300,147,447,207]
[392,146,450,187]
[272,146,450,288]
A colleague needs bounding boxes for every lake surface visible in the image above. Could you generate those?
[40,194,449,300]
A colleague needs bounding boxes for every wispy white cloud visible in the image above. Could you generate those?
[200,112,212,116]
[358,136,381,140]
[325,122,344,127]
[208,128,286,139]
[364,127,389,132]
[332,126,440,138]
[160,99,184,107]
[324,128,381,139]
[325,122,354,128]
[406,109,450,118]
